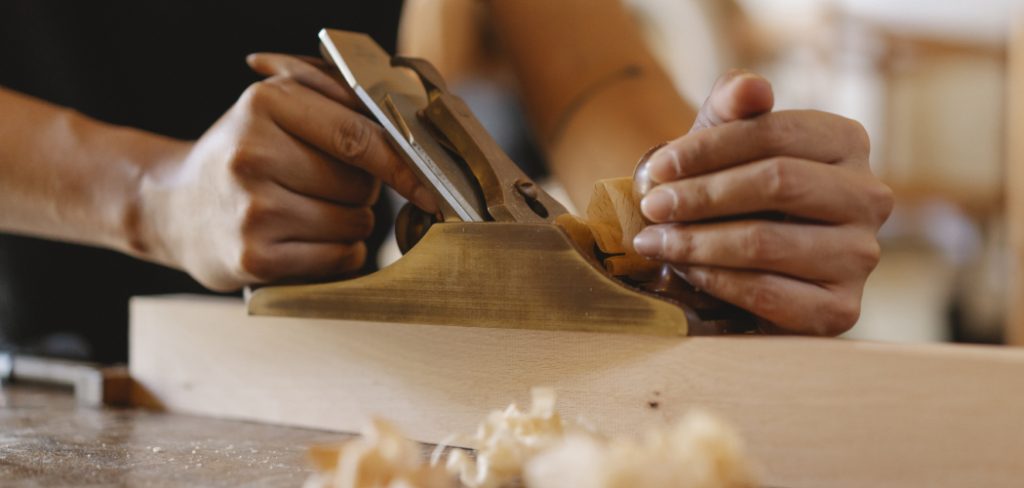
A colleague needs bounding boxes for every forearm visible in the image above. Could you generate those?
[0,87,187,260]
[489,0,696,207]
[397,0,486,83]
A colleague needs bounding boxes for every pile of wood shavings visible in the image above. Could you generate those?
[304,419,454,488]
[523,409,756,488]
[434,387,580,488]
[304,389,756,488]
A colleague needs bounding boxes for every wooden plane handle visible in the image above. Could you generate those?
[577,177,757,333]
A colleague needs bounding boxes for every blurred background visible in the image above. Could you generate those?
[399,0,1024,345]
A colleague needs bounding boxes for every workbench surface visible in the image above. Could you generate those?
[0,384,359,487]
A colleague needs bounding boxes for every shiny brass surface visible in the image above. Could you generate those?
[248,223,688,336]
[394,202,436,254]
[318,29,486,222]
[392,55,568,223]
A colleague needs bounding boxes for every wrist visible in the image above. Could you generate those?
[120,135,192,268]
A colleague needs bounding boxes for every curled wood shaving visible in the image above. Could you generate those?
[524,409,757,488]
[304,418,455,488]
[433,387,582,488]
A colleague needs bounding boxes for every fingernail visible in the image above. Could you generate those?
[412,186,437,213]
[733,70,759,83]
[633,227,666,257]
[640,188,678,222]
[646,147,684,182]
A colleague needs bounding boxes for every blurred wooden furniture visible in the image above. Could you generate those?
[1008,19,1024,346]
[880,33,1007,217]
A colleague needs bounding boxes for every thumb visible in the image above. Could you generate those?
[633,70,774,195]
[691,69,774,133]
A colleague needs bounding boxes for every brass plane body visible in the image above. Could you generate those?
[248,222,689,335]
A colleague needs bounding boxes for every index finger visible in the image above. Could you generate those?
[252,76,437,212]
[246,52,361,109]
[647,110,870,183]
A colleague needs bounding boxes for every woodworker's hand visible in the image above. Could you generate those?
[632,71,894,335]
[137,54,436,291]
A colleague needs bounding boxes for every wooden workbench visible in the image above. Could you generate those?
[0,383,363,487]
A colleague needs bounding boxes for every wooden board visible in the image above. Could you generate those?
[129,295,1024,488]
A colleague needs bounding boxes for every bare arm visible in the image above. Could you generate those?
[0,56,434,291]
[489,0,695,207]
[398,0,695,208]
[0,87,185,257]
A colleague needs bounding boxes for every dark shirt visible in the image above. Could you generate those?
[0,1,403,362]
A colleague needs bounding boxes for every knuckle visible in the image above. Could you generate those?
[743,224,784,264]
[238,245,277,281]
[869,182,896,224]
[227,140,264,179]
[857,238,882,272]
[760,158,802,204]
[332,117,373,162]
[681,132,711,172]
[685,181,712,217]
[240,81,278,110]
[823,295,861,335]
[847,118,872,156]
[363,178,383,205]
[240,198,279,236]
[758,113,797,152]
[343,169,381,206]
[333,243,367,273]
[391,166,419,198]
[351,207,375,240]
[348,188,373,208]
[662,227,694,262]
[745,282,781,318]
[264,75,297,91]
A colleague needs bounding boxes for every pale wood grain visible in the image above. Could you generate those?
[130,295,1024,488]
[586,177,643,255]
[584,178,660,278]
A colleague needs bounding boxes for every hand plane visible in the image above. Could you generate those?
[246,29,756,336]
